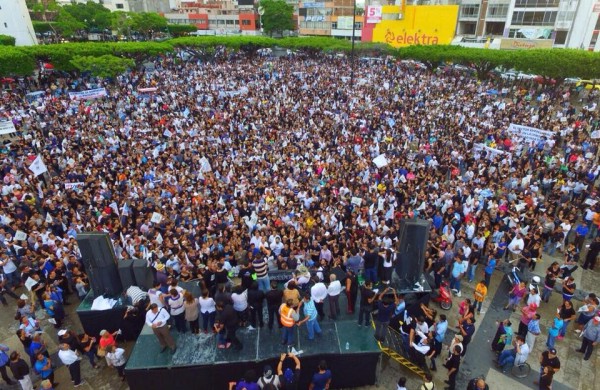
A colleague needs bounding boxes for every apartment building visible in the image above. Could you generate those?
[0,0,37,45]
[298,0,363,39]
[455,0,600,50]
[164,0,258,33]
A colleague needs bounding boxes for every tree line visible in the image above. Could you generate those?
[0,36,599,82]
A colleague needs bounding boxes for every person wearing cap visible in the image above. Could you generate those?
[145,303,176,353]
[277,352,300,390]
[518,303,538,337]
[257,363,281,389]
[57,343,84,387]
[576,315,600,360]
[534,348,560,386]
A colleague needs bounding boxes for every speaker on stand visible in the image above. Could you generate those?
[76,233,123,297]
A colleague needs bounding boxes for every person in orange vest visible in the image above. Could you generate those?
[279,299,300,347]
[473,280,488,315]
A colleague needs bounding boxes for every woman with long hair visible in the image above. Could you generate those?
[183,291,200,334]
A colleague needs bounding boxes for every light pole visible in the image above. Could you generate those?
[350,0,357,86]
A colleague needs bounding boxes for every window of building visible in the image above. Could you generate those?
[554,30,567,44]
[116,3,124,9]
[514,0,559,7]
[242,20,251,25]
[487,4,509,18]
[459,5,479,18]
[460,22,477,35]
[511,11,557,25]
[3,23,7,28]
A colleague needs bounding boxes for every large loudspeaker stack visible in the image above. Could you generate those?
[76,233,123,297]
[132,259,154,290]
[393,219,431,287]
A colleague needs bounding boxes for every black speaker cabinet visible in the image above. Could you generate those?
[118,259,136,290]
[132,259,154,290]
[77,233,123,296]
[394,219,431,285]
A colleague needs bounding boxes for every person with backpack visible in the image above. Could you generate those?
[277,353,300,390]
[420,373,435,390]
[258,364,281,389]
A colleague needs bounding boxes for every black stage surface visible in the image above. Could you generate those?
[125,319,381,389]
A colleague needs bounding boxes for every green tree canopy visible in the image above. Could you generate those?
[0,35,16,46]
[129,13,168,37]
[259,0,294,37]
[70,54,135,78]
[62,1,113,31]
[167,24,198,37]
[55,8,85,37]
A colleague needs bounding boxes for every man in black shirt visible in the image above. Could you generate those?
[459,317,475,357]
[357,281,376,327]
[265,281,284,331]
[9,352,29,389]
[444,345,461,390]
[583,236,600,270]
[215,301,242,350]
[363,247,379,283]
[534,348,560,385]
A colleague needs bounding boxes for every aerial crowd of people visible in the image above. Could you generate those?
[0,47,599,390]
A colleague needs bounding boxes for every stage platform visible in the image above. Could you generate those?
[125,319,381,389]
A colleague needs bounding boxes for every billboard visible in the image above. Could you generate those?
[500,38,554,50]
[337,16,354,30]
[366,6,382,23]
[370,5,458,47]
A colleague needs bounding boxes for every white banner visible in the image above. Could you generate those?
[68,88,107,100]
[0,120,16,135]
[373,154,389,168]
[508,123,553,144]
[29,155,48,177]
[473,143,510,160]
[64,182,85,190]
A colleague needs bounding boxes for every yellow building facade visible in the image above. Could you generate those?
[369,5,459,48]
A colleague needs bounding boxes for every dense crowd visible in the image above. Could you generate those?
[0,48,600,390]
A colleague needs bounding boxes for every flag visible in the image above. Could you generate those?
[108,202,120,216]
[29,155,48,177]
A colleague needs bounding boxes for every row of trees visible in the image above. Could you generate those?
[0,36,599,81]
[29,1,195,39]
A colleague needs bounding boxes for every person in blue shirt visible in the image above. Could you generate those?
[33,353,55,387]
[484,254,497,287]
[450,257,467,297]
[309,360,332,390]
[430,314,447,371]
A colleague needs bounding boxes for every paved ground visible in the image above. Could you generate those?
[1,243,599,390]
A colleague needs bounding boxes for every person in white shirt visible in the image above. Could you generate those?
[231,286,249,327]
[147,281,165,309]
[198,289,216,334]
[165,289,186,333]
[311,280,328,321]
[57,343,84,387]
[508,233,524,262]
[327,274,342,320]
[145,303,176,353]
[105,345,127,382]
